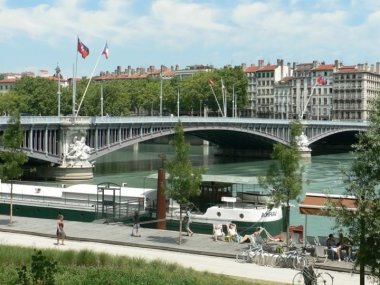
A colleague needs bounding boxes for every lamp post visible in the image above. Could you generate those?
[55,64,61,117]
[160,73,163,117]
[199,100,202,117]
[100,82,104,117]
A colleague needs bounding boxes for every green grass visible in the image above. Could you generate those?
[0,245,289,285]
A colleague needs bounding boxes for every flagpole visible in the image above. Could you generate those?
[73,39,79,117]
[76,52,102,117]
[209,84,223,117]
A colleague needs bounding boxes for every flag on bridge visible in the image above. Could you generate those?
[77,37,90,59]
[102,42,109,59]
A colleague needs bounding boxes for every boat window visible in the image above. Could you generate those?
[239,213,244,219]
[217,212,221,217]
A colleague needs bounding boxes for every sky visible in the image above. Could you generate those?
[1,0,380,78]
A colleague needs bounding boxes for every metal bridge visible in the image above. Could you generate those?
[0,116,368,165]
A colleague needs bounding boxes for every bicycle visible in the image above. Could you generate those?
[292,247,316,270]
[275,246,315,269]
[292,264,334,285]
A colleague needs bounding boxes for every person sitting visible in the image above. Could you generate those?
[239,227,262,244]
[227,223,240,242]
[326,234,341,261]
[337,233,352,261]
[212,224,225,241]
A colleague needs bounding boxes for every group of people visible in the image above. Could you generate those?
[211,224,284,244]
[326,233,351,262]
[212,223,240,242]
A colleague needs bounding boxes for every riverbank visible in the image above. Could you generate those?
[0,216,363,284]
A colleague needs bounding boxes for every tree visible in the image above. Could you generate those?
[334,97,380,285]
[0,114,28,224]
[259,120,303,244]
[165,121,205,244]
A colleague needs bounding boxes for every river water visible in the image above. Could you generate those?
[91,142,354,237]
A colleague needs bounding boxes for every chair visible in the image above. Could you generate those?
[317,236,327,246]
[212,224,225,241]
[314,245,328,263]
[306,236,318,247]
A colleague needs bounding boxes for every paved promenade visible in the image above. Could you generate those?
[0,216,365,284]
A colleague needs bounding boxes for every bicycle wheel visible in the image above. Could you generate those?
[316,272,334,285]
[292,272,305,285]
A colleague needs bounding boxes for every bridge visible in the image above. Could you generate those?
[0,116,367,180]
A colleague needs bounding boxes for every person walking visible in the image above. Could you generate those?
[183,209,193,236]
[56,214,66,245]
[132,210,141,237]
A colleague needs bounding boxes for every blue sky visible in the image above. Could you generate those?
[1,0,380,78]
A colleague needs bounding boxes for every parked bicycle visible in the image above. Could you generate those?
[274,246,315,269]
[292,264,334,285]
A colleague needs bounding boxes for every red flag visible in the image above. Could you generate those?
[102,42,109,59]
[316,75,327,85]
[77,38,89,59]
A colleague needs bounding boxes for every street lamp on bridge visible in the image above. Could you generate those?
[55,64,61,117]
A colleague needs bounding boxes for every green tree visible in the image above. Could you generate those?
[165,121,205,244]
[0,114,28,224]
[13,77,57,115]
[334,97,380,285]
[259,120,303,244]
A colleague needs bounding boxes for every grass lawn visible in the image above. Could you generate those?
[0,245,290,285]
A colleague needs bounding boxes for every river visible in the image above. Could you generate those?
[91,142,354,237]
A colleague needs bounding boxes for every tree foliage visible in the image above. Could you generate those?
[2,67,248,117]
[335,97,380,284]
[165,121,205,243]
[259,120,303,241]
[0,114,28,181]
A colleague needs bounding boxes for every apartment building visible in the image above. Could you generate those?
[273,76,292,119]
[244,59,291,118]
[333,63,380,121]
[295,62,337,120]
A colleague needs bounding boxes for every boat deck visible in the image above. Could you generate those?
[0,215,359,275]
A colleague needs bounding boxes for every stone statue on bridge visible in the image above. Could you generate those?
[295,132,311,152]
[66,136,94,162]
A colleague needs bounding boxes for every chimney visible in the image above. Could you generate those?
[334,60,339,69]
[258,59,264,68]
[364,63,368,71]
[371,64,375,72]
[376,62,380,74]
[127,66,131,76]
[241,63,246,69]
[175,64,179,71]
[117,65,121,75]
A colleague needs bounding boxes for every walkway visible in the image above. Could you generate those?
[0,216,365,284]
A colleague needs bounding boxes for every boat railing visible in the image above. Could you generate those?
[0,193,97,208]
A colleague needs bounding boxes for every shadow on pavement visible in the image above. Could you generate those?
[146,235,185,245]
